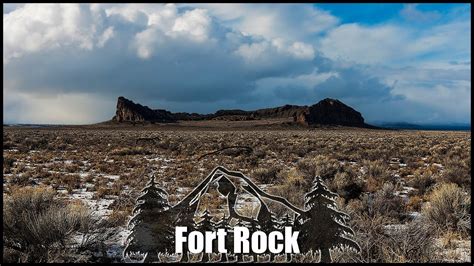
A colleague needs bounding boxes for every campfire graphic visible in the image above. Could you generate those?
[123,166,360,263]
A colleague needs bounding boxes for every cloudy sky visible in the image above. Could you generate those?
[3,3,471,124]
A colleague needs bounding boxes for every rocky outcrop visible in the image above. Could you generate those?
[112,96,175,123]
[299,98,366,127]
[252,105,307,119]
[111,96,373,128]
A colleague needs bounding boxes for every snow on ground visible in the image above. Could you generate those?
[104,174,120,181]
[383,224,408,235]
[145,155,173,163]
[67,188,115,217]
[435,238,471,262]
[407,211,421,220]
[65,187,131,261]
[79,173,90,178]
[105,226,131,261]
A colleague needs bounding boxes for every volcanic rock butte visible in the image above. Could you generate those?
[113,96,176,123]
[112,96,374,128]
[301,98,366,127]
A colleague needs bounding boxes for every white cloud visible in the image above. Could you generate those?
[97,26,114,47]
[320,23,408,64]
[319,19,470,65]
[235,39,315,63]
[400,4,441,23]
[2,3,470,124]
[3,4,110,63]
[288,42,315,60]
[187,4,339,41]
[134,27,162,59]
[171,9,212,42]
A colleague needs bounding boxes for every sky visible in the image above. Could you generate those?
[3,3,471,125]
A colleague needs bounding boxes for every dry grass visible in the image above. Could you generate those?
[2,126,470,262]
[3,186,92,262]
[422,183,470,233]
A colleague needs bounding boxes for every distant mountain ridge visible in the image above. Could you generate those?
[373,122,471,131]
[111,96,376,128]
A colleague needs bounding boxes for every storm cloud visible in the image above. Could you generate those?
[3,3,470,124]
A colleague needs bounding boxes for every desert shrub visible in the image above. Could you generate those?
[8,174,32,186]
[364,159,391,181]
[61,174,82,193]
[83,174,95,183]
[292,146,311,157]
[327,171,364,202]
[296,155,341,179]
[378,219,437,262]
[110,147,151,156]
[349,210,393,262]
[3,186,91,262]
[278,167,310,188]
[365,176,381,193]
[107,210,130,227]
[407,171,436,195]
[268,168,307,210]
[345,196,437,263]
[406,195,424,212]
[348,184,404,221]
[371,183,405,220]
[3,140,15,150]
[23,137,49,150]
[94,187,111,199]
[252,166,281,184]
[440,158,470,188]
[3,156,16,174]
[64,163,80,173]
[361,160,392,192]
[422,183,470,232]
[253,149,266,159]
[439,231,462,249]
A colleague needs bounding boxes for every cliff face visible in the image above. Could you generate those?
[113,96,175,123]
[111,96,372,128]
[252,105,308,120]
[299,98,365,127]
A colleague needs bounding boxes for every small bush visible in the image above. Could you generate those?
[407,171,435,195]
[94,187,111,199]
[107,210,129,227]
[8,174,32,186]
[422,183,470,232]
[372,183,405,220]
[439,231,461,249]
[380,219,437,262]
[440,159,470,188]
[3,186,91,262]
[3,156,16,174]
[328,171,364,202]
[297,155,341,180]
[406,195,423,212]
[346,202,437,263]
[110,147,151,156]
[252,166,280,184]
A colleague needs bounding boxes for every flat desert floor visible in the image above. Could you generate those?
[3,125,471,263]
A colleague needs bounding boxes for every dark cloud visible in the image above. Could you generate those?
[3,4,470,124]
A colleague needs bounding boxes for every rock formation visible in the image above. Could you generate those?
[110,96,374,128]
[113,96,175,123]
[298,98,366,127]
